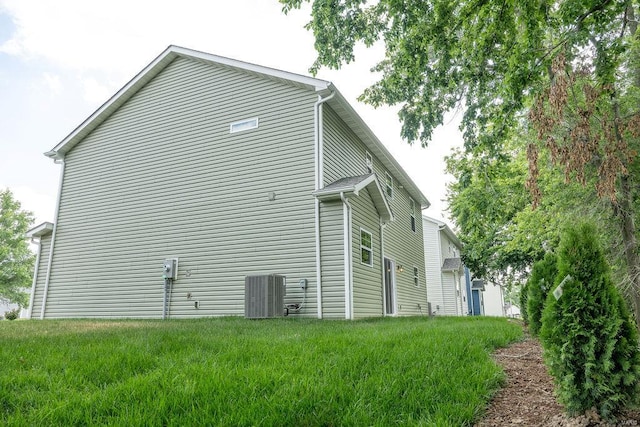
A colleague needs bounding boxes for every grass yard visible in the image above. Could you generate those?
[0,316,521,426]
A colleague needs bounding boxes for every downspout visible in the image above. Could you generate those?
[380,222,387,315]
[314,89,336,319]
[41,154,65,319]
[340,192,353,319]
[27,237,43,319]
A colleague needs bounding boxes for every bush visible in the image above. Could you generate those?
[540,223,640,420]
[527,252,558,336]
[4,308,20,320]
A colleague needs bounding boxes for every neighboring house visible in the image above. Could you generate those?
[482,282,506,316]
[422,216,468,316]
[28,45,429,320]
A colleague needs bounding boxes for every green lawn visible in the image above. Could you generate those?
[0,316,521,426]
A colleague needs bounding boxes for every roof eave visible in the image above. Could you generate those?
[26,222,54,238]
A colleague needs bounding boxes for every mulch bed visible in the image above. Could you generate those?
[475,332,640,427]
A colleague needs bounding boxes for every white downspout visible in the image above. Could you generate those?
[340,192,353,319]
[380,222,387,315]
[27,237,42,319]
[314,89,335,319]
[41,155,65,319]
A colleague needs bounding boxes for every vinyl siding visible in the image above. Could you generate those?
[350,189,383,318]
[319,201,345,318]
[323,106,427,316]
[30,233,52,319]
[43,57,319,318]
[441,271,459,315]
[439,233,465,315]
[423,218,443,315]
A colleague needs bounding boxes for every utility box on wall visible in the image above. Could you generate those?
[244,274,286,319]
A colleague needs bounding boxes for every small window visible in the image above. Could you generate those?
[410,198,416,232]
[413,267,419,287]
[365,151,373,173]
[385,172,393,198]
[360,228,373,266]
[230,117,259,133]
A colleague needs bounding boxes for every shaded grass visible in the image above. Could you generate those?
[0,316,521,426]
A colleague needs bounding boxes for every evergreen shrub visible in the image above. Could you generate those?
[540,223,640,419]
[527,252,558,336]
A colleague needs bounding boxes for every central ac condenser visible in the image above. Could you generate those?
[244,274,286,318]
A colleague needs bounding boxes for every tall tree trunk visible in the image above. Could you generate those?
[614,3,640,330]
[613,176,640,330]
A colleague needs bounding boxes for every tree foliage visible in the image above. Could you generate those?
[444,143,535,285]
[281,0,640,327]
[540,222,640,419]
[0,189,34,307]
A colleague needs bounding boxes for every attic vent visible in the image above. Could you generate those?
[230,117,259,133]
[244,274,286,318]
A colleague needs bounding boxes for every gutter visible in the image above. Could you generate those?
[313,89,336,319]
[380,222,388,315]
[40,152,65,319]
[27,237,43,319]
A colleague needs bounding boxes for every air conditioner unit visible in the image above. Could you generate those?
[244,274,286,319]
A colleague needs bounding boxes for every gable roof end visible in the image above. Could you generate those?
[47,45,333,158]
[45,46,428,208]
[314,174,393,223]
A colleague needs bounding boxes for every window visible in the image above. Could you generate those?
[413,267,419,287]
[385,172,393,198]
[365,151,373,173]
[230,117,259,133]
[410,198,416,232]
[360,228,373,266]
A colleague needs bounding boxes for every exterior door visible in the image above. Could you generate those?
[472,290,482,316]
[384,257,395,315]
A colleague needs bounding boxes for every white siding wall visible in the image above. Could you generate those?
[483,282,505,316]
[42,57,320,318]
[319,201,345,318]
[440,271,462,315]
[423,218,443,315]
[323,107,427,316]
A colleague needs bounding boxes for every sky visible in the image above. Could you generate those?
[0,0,463,227]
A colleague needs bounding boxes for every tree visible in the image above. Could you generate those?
[526,252,558,336]
[540,222,640,419]
[280,0,640,327]
[0,189,35,307]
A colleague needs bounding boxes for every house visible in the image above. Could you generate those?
[483,282,506,316]
[422,215,468,315]
[28,45,429,320]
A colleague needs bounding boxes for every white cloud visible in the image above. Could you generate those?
[81,76,113,105]
[0,0,316,76]
[42,72,62,95]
